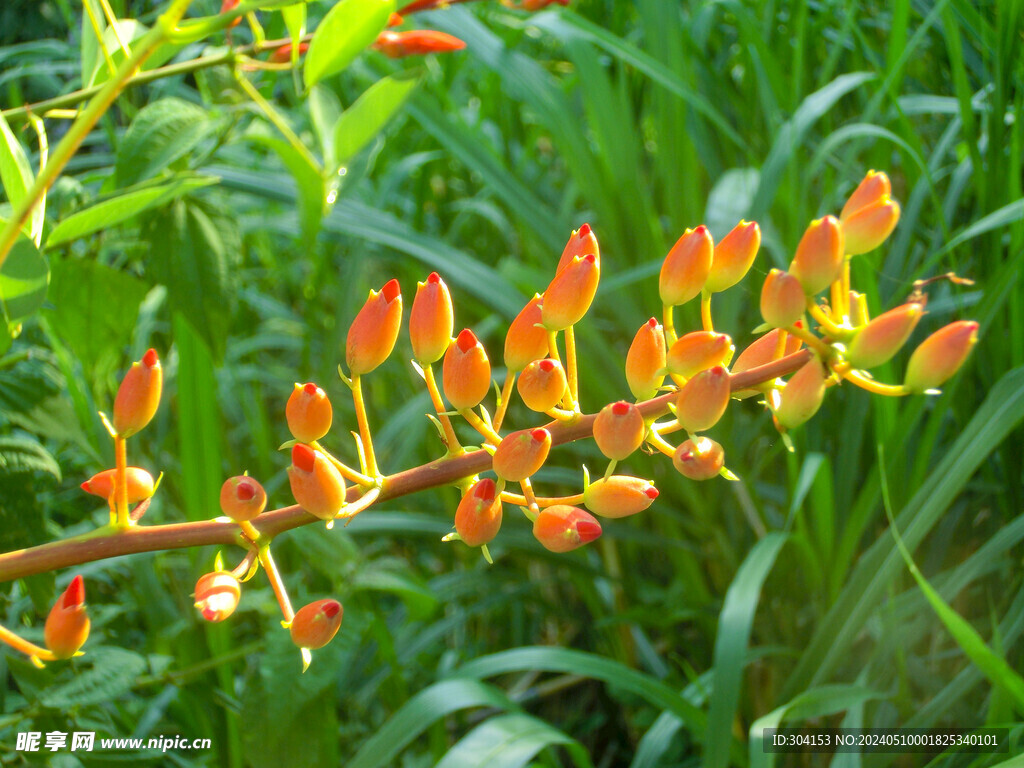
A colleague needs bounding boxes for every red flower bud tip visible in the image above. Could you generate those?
[533,505,601,552]
[346,280,403,376]
[660,225,714,306]
[220,476,267,522]
[81,467,155,503]
[220,0,241,28]
[388,12,404,26]
[846,302,923,369]
[373,30,466,58]
[288,445,347,521]
[45,576,90,659]
[760,269,806,328]
[556,223,600,274]
[286,382,333,443]
[593,401,645,460]
[666,331,733,379]
[492,428,551,482]
[673,437,725,481]
[113,349,162,438]
[705,220,760,293]
[583,476,658,519]
[505,294,549,372]
[775,357,828,430]
[625,318,666,401]
[517,358,568,412]
[788,216,845,296]
[455,478,503,547]
[411,272,454,364]
[443,329,492,410]
[840,170,891,222]
[269,42,310,63]
[904,320,979,393]
[842,195,901,256]
[541,254,600,331]
[194,571,241,623]
[290,599,344,650]
[675,365,731,433]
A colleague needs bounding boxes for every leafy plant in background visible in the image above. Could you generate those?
[0,0,1022,766]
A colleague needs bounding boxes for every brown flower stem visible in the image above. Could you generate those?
[0,350,810,583]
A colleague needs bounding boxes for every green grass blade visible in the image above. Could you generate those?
[435,712,594,768]
[334,71,421,168]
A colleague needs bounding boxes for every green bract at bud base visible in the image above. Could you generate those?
[583,476,658,518]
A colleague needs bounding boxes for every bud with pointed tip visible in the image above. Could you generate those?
[583,476,658,519]
[842,196,900,256]
[269,41,309,63]
[410,272,454,364]
[846,303,923,369]
[705,220,760,293]
[194,571,241,623]
[541,254,599,331]
[904,321,978,393]
[288,444,347,521]
[286,383,333,443]
[517,358,568,412]
[625,318,666,401]
[290,599,343,650]
[775,357,828,430]
[760,269,806,328]
[557,223,600,274]
[840,170,891,222]
[666,331,733,379]
[675,365,731,433]
[593,401,645,460]
[533,505,602,553]
[673,437,725,481]
[346,279,403,376]
[455,478,503,547]
[505,294,549,373]
[789,216,845,296]
[660,225,713,306]
[45,576,90,659]
[81,467,155,503]
[373,29,466,58]
[220,476,267,522]
[443,329,491,409]
[113,349,162,438]
[492,428,551,482]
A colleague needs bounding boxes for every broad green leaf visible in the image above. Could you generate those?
[303,0,394,89]
[0,235,48,324]
[41,648,148,709]
[249,135,325,242]
[0,436,61,480]
[436,713,594,768]
[333,71,420,167]
[116,98,212,187]
[45,175,217,248]
[0,111,40,241]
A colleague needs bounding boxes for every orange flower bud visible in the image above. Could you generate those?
[492,427,551,482]
[704,220,760,293]
[286,383,333,443]
[388,12,404,26]
[675,365,730,433]
[666,331,733,379]
[288,444,347,521]
[373,30,466,58]
[517,358,568,412]
[556,223,600,274]
[454,478,503,547]
[269,42,309,63]
[841,196,900,256]
[221,0,241,27]
[789,216,845,296]
[45,575,90,659]
[532,505,602,553]
[846,303,924,369]
[625,318,666,401]
[583,475,658,519]
[840,170,891,222]
[903,320,979,393]
[290,599,343,650]
[519,0,570,10]
[672,437,725,481]
[81,467,155,503]
[761,269,806,328]
[194,571,241,623]
[220,476,267,522]
[659,225,713,306]
[541,253,599,331]
[505,294,549,373]
[346,279,403,376]
[592,401,645,461]
[731,329,804,398]
[410,272,454,364]
[443,329,491,410]
[775,357,828,430]
[113,348,162,438]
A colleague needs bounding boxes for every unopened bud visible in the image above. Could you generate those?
[659,225,713,306]
[410,272,454,364]
[346,279,403,376]
[775,357,828,430]
[532,505,602,553]
[194,571,241,623]
[373,29,466,58]
[672,437,725,481]
[903,320,979,393]
[505,294,549,373]
[840,170,891,222]
[592,401,645,460]
[557,223,600,274]
[492,427,551,482]
[760,269,806,328]
[846,303,923,369]
[81,467,155,503]
[220,476,267,522]
[290,599,343,649]
[583,476,658,519]
[113,349,162,438]
[45,575,90,659]
[541,254,600,331]
[789,216,845,296]
[842,196,900,256]
[625,318,666,401]
[705,220,760,293]
[454,478,503,547]
[517,358,568,412]
[286,383,333,443]
[675,365,730,433]
[443,329,492,410]
[666,331,733,379]
[288,444,347,521]
[731,329,804,398]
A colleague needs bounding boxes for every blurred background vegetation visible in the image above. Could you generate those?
[1,0,1022,765]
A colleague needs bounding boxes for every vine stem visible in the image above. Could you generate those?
[0,350,811,583]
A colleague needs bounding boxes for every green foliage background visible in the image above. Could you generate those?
[1,0,1022,766]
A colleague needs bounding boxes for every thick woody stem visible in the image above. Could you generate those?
[0,350,811,583]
